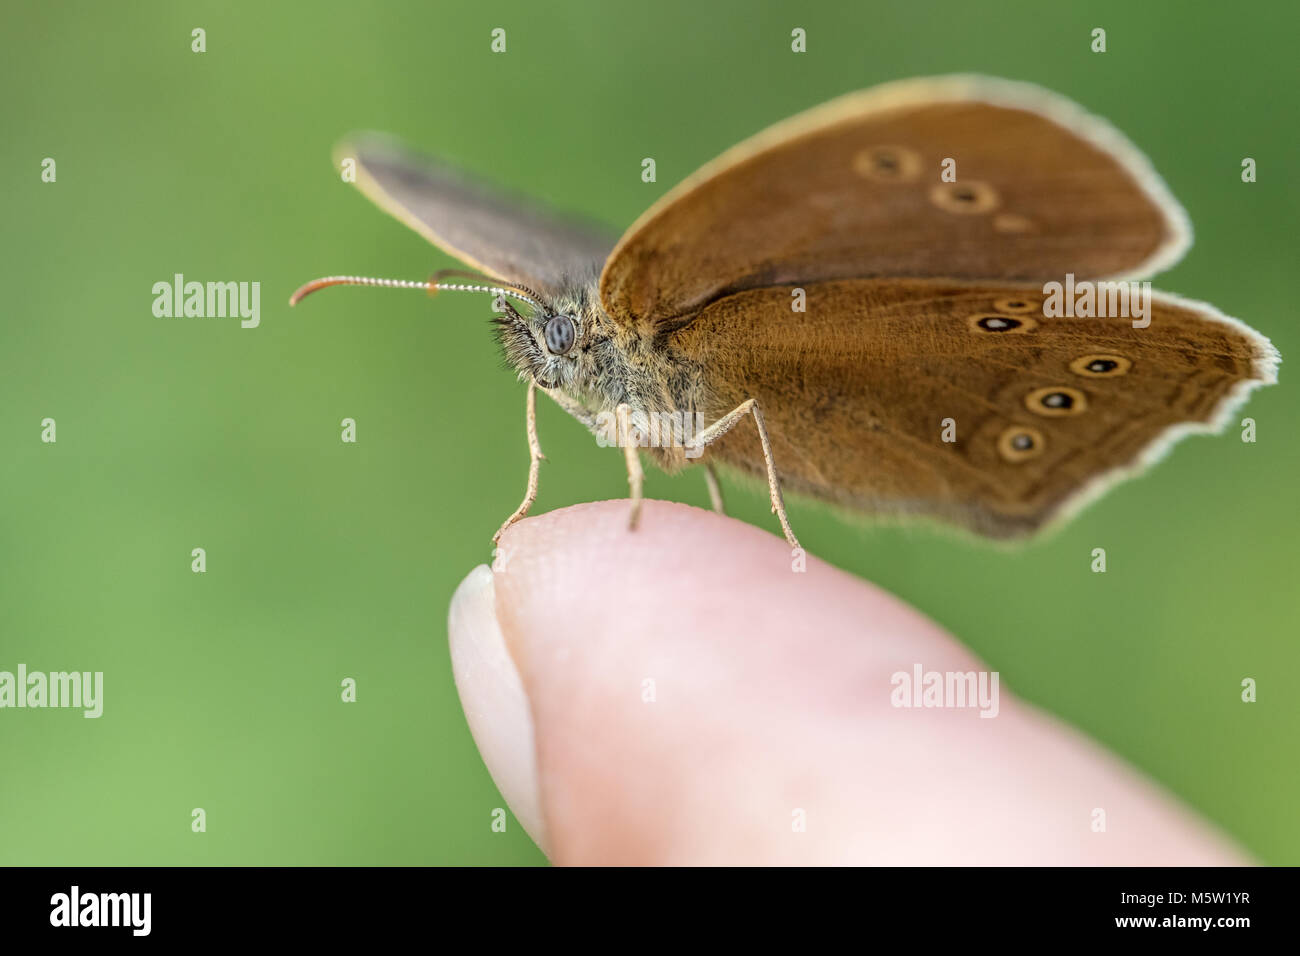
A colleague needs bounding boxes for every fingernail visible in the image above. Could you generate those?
[448,565,548,854]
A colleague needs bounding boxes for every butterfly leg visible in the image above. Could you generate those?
[615,403,645,530]
[703,462,726,515]
[493,381,545,545]
[539,386,599,433]
[687,399,800,549]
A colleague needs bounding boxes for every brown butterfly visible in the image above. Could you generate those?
[292,75,1278,548]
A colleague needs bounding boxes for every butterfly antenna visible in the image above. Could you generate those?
[288,274,543,310]
[429,268,548,309]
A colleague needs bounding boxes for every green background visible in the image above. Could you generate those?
[2,0,1296,865]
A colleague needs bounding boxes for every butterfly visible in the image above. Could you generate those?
[292,74,1278,548]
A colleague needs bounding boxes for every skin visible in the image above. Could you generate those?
[448,499,1249,866]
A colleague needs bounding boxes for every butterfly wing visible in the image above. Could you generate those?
[600,75,1190,328]
[338,134,617,295]
[673,280,1276,537]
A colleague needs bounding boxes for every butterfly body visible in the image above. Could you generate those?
[297,75,1277,544]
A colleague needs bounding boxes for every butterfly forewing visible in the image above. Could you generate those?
[600,76,1190,328]
[338,134,616,297]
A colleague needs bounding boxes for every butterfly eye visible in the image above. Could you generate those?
[969,313,1038,334]
[1025,386,1088,417]
[930,180,999,214]
[998,425,1045,462]
[543,314,576,355]
[1070,354,1132,377]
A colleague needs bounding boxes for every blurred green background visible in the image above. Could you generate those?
[2,0,1296,865]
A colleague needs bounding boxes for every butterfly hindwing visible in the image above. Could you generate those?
[670,279,1276,537]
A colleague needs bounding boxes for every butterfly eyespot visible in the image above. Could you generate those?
[998,426,1045,462]
[543,314,576,355]
[929,180,999,214]
[969,313,1037,334]
[852,145,921,183]
[1070,354,1131,377]
[993,213,1035,233]
[993,297,1038,314]
[1025,386,1088,417]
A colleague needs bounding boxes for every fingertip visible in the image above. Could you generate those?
[447,564,549,854]
[475,501,1249,865]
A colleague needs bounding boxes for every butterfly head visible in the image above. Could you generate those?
[492,280,612,391]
